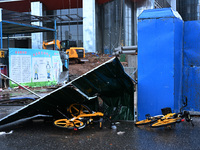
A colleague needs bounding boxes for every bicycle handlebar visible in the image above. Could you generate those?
[180,96,188,112]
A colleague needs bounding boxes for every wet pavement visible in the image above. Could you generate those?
[0,106,199,150]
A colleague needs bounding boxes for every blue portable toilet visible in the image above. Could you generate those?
[137,8,183,120]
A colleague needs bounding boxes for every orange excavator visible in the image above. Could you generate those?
[43,40,86,63]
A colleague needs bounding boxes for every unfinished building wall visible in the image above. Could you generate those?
[96,0,137,54]
[31,1,43,49]
[177,0,200,21]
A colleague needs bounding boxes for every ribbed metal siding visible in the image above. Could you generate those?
[177,0,200,21]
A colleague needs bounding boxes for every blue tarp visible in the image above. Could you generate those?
[138,8,183,120]
[183,21,200,111]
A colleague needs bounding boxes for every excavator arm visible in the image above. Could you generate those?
[42,40,61,50]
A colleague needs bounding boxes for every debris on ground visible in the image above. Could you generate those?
[0,86,54,105]
[117,131,125,135]
[115,122,120,125]
[111,125,117,129]
[0,130,13,135]
[0,86,54,97]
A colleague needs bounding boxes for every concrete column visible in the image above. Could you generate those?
[124,1,133,46]
[31,2,43,49]
[124,0,138,46]
[83,0,96,53]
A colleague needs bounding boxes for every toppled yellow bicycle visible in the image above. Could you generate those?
[135,97,194,128]
[54,104,104,130]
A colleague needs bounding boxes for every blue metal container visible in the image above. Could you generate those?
[138,8,183,120]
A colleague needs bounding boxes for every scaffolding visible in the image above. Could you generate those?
[0,9,56,49]
[0,7,84,49]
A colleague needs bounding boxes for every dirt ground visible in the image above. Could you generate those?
[69,53,114,80]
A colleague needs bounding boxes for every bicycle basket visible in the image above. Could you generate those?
[161,107,172,115]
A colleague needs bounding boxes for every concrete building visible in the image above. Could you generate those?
[0,0,175,53]
[177,0,200,21]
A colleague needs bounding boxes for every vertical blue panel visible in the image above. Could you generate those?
[0,8,2,49]
[138,8,183,120]
[174,19,184,112]
[0,21,2,49]
[183,21,200,111]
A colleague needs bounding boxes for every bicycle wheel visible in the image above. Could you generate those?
[54,119,86,130]
[151,118,179,128]
[68,104,92,117]
[135,115,163,126]
[183,111,191,122]
[135,119,157,126]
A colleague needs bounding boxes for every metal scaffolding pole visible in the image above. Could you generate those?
[54,19,57,50]
[7,35,9,48]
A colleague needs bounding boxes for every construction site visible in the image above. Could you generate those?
[0,0,200,149]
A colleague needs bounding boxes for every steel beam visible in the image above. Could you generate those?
[54,19,57,50]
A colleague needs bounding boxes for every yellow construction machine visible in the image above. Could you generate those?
[43,40,86,63]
